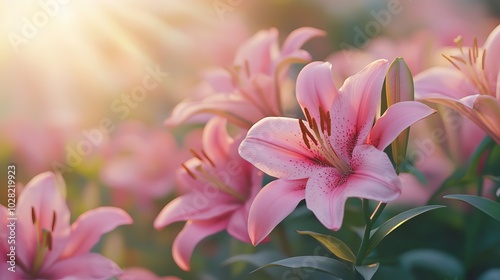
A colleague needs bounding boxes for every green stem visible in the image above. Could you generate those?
[355,200,386,266]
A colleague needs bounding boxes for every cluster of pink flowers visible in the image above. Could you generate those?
[1,9,499,278]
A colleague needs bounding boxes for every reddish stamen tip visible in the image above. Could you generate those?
[31,207,36,224]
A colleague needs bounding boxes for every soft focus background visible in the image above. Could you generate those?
[1,0,500,279]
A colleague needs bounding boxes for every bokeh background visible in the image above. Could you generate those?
[1,0,500,279]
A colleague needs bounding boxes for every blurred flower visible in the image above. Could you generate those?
[415,24,500,143]
[165,27,325,129]
[154,118,262,271]
[239,60,435,244]
[121,267,180,280]
[1,119,67,177]
[100,121,181,200]
[0,172,132,279]
[328,32,437,86]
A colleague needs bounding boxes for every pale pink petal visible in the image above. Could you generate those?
[172,219,228,271]
[203,68,235,93]
[248,179,306,245]
[281,27,325,56]
[234,28,277,75]
[154,193,239,229]
[239,117,321,179]
[473,95,500,143]
[483,25,500,90]
[62,207,132,257]
[16,172,70,268]
[415,67,477,100]
[296,62,338,120]
[227,206,250,244]
[164,95,262,128]
[202,117,232,163]
[47,253,122,280]
[368,101,436,150]
[305,145,400,231]
[338,59,389,145]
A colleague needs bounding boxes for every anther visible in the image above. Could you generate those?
[189,149,204,161]
[47,232,53,251]
[182,163,197,180]
[304,108,313,128]
[31,207,36,224]
[482,49,486,70]
[299,119,312,149]
[442,54,461,70]
[201,149,215,167]
[51,212,57,232]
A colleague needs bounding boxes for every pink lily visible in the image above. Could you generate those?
[154,118,262,271]
[0,172,132,279]
[165,27,325,129]
[239,60,435,245]
[415,24,500,143]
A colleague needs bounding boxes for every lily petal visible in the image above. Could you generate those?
[248,179,306,245]
[338,59,389,145]
[296,61,338,120]
[415,67,477,100]
[305,145,400,231]
[281,27,325,56]
[164,95,262,128]
[16,172,71,268]
[154,193,239,229]
[62,207,133,257]
[172,219,228,271]
[473,95,500,143]
[234,28,277,75]
[48,253,122,280]
[239,117,321,179]
[368,101,436,150]
[483,24,500,91]
[202,117,232,164]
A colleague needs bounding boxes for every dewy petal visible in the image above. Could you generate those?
[338,59,389,145]
[483,24,500,91]
[305,145,400,231]
[368,101,436,150]
[296,61,338,120]
[62,207,132,257]
[415,67,477,100]
[281,27,325,57]
[172,219,228,271]
[239,117,322,179]
[473,95,500,144]
[248,179,306,245]
[47,253,122,280]
[154,193,240,229]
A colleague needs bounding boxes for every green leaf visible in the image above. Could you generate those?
[222,250,284,268]
[252,256,353,280]
[362,205,445,260]
[297,230,357,263]
[354,263,379,280]
[400,249,464,279]
[444,194,500,222]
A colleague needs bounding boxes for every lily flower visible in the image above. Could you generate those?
[415,24,500,143]
[0,172,132,279]
[165,27,325,129]
[239,60,435,245]
[154,118,262,271]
